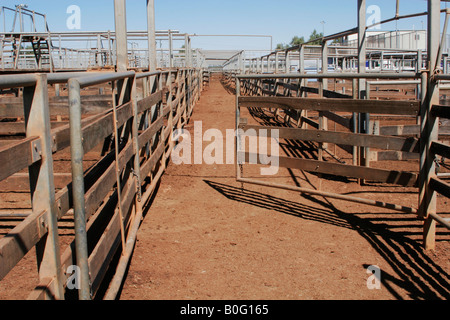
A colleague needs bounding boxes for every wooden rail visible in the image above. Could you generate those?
[0,68,204,299]
[233,72,450,251]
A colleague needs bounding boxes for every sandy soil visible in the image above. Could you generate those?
[119,76,450,301]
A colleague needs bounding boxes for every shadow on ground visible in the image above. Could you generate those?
[205,179,450,300]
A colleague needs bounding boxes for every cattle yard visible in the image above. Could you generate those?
[0,0,449,300]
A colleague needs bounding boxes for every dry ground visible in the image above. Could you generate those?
[119,76,450,300]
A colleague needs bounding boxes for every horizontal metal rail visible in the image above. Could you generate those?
[236,73,419,80]
[0,67,204,299]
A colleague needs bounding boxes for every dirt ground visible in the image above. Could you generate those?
[119,76,450,301]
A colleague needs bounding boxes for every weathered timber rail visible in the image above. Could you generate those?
[0,67,203,299]
[227,71,450,251]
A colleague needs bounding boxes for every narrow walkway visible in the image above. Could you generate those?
[120,76,450,300]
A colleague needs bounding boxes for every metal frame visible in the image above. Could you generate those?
[232,0,450,251]
[0,67,204,300]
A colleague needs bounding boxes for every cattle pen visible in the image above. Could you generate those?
[0,0,449,301]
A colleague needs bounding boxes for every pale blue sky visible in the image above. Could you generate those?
[0,0,448,50]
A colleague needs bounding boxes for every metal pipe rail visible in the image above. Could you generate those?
[232,64,450,253]
[0,28,206,71]
[229,2,447,76]
[236,72,419,80]
[0,72,103,88]
[0,67,204,300]
[235,73,421,204]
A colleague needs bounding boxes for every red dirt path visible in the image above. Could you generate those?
[119,76,449,300]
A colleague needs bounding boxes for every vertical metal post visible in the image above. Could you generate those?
[169,30,173,68]
[24,74,64,300]
[416,49,423,125]
[285,51,290,73]
[437,10,450,72]
[55,84,60,97]
[358,0,367,185]
[365,82,372,171]
[0,35,4,69]
[236,76,242,180]
[239,52,244,73]
[275,52,279,73]
[320,41,328,159]
[58,35,62,70]
[147,0,157,72]
[114,0,128,72]
[352,78,358,166]
[111,81,127,254]
[68,78,91,300]
[108,30,112,66]
[419,0,440,250]
[299,45,306,98]
[97,34,103,67]
[185,34,191,68]
[18,6,23,33]
[322,41,328,89]
[146,0,157,85]
[358,0,366,95]
[188,36,193,68]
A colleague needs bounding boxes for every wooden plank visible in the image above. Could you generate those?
[0,122,67,136]
[242,125,420,152]
[380,125,450,136]
[0,136,40,182]
[0,173,72,192]
[140,141,165,179]
[276,81,299,92]
[0,95,110,105]
[301,117,320,129]
[430,141,450,158]
[84,138,136,222]
[0,95,111,117]
[81,101,132,154]
[51,114,108,153]
[88,176,136,294]
[0,209,47,281]
[241,152,418,187]
[284,109,301,122]
[320,111,352,130]
[52,102,132,154]
[379,125,419,136]
[51,139,133,223]
[138,117,164,149]
[440,125,450,135]
[431,104,450,119]
[136,90,163,114]
[239,96,420,116]
[430,177,450,198]
[374,151,420,161]
[0,122,25,135]
[299,86,353,99]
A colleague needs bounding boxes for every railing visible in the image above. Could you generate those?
[0,31,208,71]
[0,67,202,299]
[234,71,450,250]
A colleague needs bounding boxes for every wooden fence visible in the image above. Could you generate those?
[0,68,203,299]
[232,72,450,250]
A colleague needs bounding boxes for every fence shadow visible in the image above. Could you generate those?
[220,76,237,95]
[204,179,450,300]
